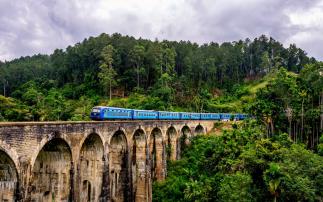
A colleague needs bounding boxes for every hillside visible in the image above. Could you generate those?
[0,33,316,121]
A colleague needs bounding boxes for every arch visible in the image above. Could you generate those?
[0,140,19,170]
[149,127,164,181]
[108,127,128,147]
[195,125,205,135]
[0,150,18,201]
[30,131,72,170]
[81,180,91,202]
[79,132,105,153]
[166,126,177,161]
[177,126,192,159]
[181,125,192,137]
[109,130,129,201]
[79,133,104,202]
[29,138,73,201]
[132,128,149,202]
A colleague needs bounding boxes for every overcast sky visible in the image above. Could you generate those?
[0,0,322,61]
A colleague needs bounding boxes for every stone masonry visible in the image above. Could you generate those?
[0,120,214,201]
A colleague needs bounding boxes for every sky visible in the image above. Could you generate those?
[0,0,322,61]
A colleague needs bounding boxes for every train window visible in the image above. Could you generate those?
[92,108,100,113]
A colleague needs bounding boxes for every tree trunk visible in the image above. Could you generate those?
[320,92,323,131]
[137,64,140,89]
[301,98,304,142]
[296,124,298,143]
[3,79,6,97]
[271,119,274,136]
[289,120,292,137]
[109,80,112,101]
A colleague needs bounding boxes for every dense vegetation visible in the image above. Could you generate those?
[0,33,316,119]
[0,33,322,200]
[0,33,321,145]
[153,121,323,201]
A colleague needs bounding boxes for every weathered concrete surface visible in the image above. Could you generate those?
[0,120,214,201]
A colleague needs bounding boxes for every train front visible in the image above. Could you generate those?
[90,106,103,120]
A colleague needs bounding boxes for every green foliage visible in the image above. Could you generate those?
[98,45,118,99]
[0,95,31,121]
[247,64,322,148]
[153,121,323,201]
[218,172,254,202]
[318,135,323,156]
[0,33,316,122]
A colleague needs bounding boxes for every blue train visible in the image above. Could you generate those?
[90,106,248,121]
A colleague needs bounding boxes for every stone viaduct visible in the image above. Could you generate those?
[0,120,214,201]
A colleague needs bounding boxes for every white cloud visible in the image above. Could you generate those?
[0,0,322,61]
[284,0,323,59]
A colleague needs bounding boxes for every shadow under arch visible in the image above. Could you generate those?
[0,149,19,201]
[79,133,104,202]
[149,127,164,181]
[109,130,129,202]
[30,132,73,170]
[195,124,205,135]
[29,138,73,201]
[177,125,192,159]
[166,126,177,161]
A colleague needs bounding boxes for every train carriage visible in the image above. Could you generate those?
[133,109,158,120]
[221,113,232,121]
[238,114,248,120]
[158,111,180,120]
[90,106,133,120]
[90,106,248,121]
[201,113,221,120]
[190,113,201,120]
[180,112,191,120]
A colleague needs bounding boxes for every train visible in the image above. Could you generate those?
[90,106,248,121]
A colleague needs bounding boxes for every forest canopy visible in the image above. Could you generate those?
[0,33,316,119]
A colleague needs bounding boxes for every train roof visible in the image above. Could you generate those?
[93,106,128,109]
[133,109,157,112]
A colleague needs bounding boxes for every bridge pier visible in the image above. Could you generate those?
[0,120,213,201]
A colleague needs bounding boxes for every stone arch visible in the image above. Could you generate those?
[29,138,73,201]
[109,130,129,202]
[30,131,72,170]
[79,132,105,153]
[166,126,177,161]
[0,149,18,201]
[0,140,19,170]
[177,126,192,159]
[131,128,149,202]
[195,124,205,135]
[78,133,104,202]
[149,127,164,181]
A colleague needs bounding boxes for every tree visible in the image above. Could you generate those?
[0,65,8,96]
[98,45,118,100]
[260,51,271,73]
[264,163,283,202]
[44,89,68,121]
[218,172,253,202]
[129,45,145,90]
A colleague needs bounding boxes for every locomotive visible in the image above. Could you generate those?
[90,106,248,121]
